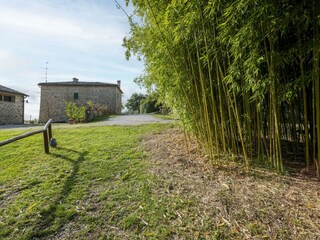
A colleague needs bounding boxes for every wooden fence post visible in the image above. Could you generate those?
[48,124,52,140]
[1,119,52,154]
[43,130,49,154]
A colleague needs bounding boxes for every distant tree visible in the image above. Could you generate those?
[125,93,146,113]
[140,92,161,114]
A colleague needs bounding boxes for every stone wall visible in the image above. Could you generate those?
[39,85,122,122]
[0,95,24,125]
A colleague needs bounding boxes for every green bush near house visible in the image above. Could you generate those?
[65,101,87,123]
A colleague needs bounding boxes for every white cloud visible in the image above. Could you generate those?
[0,9,83,38]
[0,3,126,51]
[0,49,28,71]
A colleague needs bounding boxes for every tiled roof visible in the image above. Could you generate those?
[38,81,123,93]
[0,84,28,96]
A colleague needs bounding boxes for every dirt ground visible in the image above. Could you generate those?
[142,128,320,239]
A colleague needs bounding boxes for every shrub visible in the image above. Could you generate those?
[65,101,88,123]
[65,102,79,120]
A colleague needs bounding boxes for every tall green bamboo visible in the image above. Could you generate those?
[124,0,319,177]
[313,0,320,177]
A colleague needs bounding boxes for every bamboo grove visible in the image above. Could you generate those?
[124,0,320,176]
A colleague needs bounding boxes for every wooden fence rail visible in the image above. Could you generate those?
[0,119,53,154]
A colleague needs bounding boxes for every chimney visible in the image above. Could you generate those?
[117,80,121,88]
[73,77,79,83]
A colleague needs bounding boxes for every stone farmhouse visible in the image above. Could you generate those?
[38,78,122,123]
[0,85,28,125]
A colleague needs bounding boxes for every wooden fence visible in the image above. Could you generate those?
[0,119,53,154]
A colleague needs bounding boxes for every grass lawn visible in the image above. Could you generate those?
[0,123,192,240]
[151,113,176,120]
[1,123,320,239]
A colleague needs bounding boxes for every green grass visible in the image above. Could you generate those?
[2,124,319,239]
[151,113,176,120]
[0,123,197,239]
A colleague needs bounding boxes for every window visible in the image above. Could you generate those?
[4,95,14,102]
[74,93,79,99]
[0,95,2,101]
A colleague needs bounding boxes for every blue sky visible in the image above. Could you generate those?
[0,0,145,120]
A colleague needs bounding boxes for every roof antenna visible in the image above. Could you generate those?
[45,61,48,83]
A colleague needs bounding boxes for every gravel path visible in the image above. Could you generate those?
[97,114,173,125]
[0,124,41,130]
[0,114,173,130]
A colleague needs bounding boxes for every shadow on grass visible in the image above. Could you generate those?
[90,114,111,122]
[28,147,88,239]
